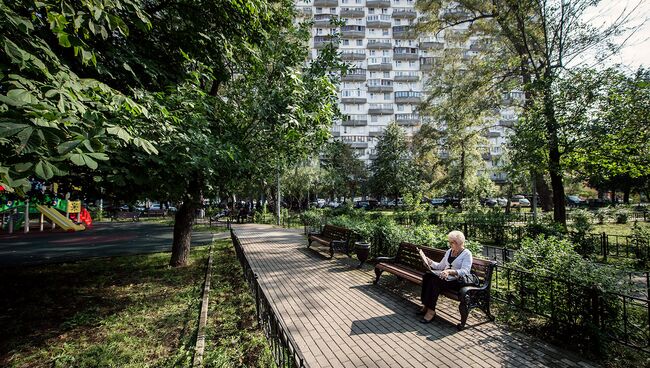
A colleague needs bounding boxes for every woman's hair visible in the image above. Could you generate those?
[447,230,466,246]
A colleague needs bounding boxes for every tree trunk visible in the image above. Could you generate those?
[535,174,553,212]
[170,176,202,267]
[543,80,566,226]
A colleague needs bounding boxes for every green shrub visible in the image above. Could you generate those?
[615,208,629,224]
[507,235,634,353]
[631,222,650,267]
[595,207,611,224]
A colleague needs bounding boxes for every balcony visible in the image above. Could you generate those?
[368,104,394,115]
[341,97,367,104]
[340,51,366,60]
[500,118,516,128]
[296,7,312,16]
[485,131,501,138]
[366,15,392,28]
[393,47,419,61]
[313,14,337,27]
[367,79,393,92]
[340,8,365,17]
[314,36,338,49]
[366,0,390,7]
[367,62,392,71]
[367,40,392,49]
[369,131,384,137]
[392,8,417,18]
[350,142,368,148]
[420,57,441,71]
[395,114,420,126]
[342,118,368,126]
[394,91,422,103]
[341,25,366,38]
[313,0,338,7]
[420,41,444,50]
[341,69,366,81]
[394,73,419,82]
[392,26,416,39]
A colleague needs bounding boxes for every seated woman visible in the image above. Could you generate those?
[418,230,473,323]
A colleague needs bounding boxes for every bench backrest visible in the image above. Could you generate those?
[396,242,497,286]
[322,224,352,241]
[394,242,442,272]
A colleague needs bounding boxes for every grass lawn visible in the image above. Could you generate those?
[592,222,649,236]
[0,239,272,368]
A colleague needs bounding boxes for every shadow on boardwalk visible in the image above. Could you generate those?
[233,224,598,368]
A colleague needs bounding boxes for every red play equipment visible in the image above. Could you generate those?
[69,207,93,227]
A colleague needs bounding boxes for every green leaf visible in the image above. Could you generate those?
[14,162,33,172]
[57,140,81,154]
[3,38,26,63]
[58,33,71,47]
[0,123,29,138]
[70,153,85,166]
[35,161,54,179]
[106,126,132,141]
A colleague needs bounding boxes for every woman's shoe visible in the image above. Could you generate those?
[420,313,436,324]
[416,307,426,316]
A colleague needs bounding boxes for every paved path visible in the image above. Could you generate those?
[233,224,598,368]
[0,222,219,266]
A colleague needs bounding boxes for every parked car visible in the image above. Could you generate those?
[510,195,530,208]
[354,199,379,210]
[327,200,340,208]
[485,198,508,207]
[430,198,447,207]
[566,195,585,207]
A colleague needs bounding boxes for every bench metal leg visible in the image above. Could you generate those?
[329,245,334,259]
[307,240,312,249]
[458,296,470,330]
[373,269,383,284]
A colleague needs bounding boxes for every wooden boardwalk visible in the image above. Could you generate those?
[232,224,598,368]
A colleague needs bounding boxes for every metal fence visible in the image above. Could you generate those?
[231,230,308,368]
[492,265,650,353]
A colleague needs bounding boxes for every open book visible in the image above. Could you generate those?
[418,248,458,281]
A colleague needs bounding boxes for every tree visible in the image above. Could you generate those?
[369,123,416,201]
[101,7,340,266]
[566,67,650,203]
[0,0,155,192]
[417,31,499,205]
[418,0,642,225]
[321,141,368,201]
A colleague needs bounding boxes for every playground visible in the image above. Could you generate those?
[0,221,215,266]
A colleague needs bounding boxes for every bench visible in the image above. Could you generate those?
[110,211,141,222]
[307,224,354,258]
[374,242,496,330]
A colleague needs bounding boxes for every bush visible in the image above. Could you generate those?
[595,207,610,224]
[615,208,629,224]
[507,235,634,353]
[631,222,650,267]
[525,221,566,240]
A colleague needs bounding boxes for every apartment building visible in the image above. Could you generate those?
[296,0,514,184]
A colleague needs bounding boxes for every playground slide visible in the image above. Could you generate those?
[37,205,86,231]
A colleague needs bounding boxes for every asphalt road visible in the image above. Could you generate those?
[0,221,216,267]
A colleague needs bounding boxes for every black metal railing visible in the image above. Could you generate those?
[231,230,308,368]
[492,265,650,353]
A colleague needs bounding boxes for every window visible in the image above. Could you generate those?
[383,29,389,36]
[356,39,363,46]
[371,115,379,122]
[383,71,390,78]
[342,39,349,46]
[370,50,376,56]
[397,104,404,111]
[384,92,391,100]
[368,8,375,14]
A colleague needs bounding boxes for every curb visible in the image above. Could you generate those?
[192,244,213,367]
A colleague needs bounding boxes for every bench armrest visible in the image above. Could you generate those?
[308,232,322,237]
[375,256,396,263]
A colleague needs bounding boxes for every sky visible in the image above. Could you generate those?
[582,0,650,70]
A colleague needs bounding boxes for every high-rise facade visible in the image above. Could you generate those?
[296,0,514,185]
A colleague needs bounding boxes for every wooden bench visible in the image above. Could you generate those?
[307,224,354,258]
[374,242,496,330]
[110,211,141,222]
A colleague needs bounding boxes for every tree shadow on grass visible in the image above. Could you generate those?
[0,247,209,364]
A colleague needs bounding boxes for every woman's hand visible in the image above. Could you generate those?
[439,269,456,279]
